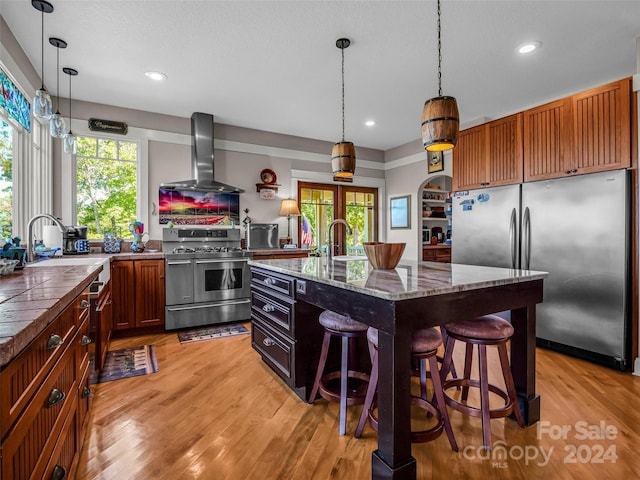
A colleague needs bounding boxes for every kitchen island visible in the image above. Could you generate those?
[248,257,547,480]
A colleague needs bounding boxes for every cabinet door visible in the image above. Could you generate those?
[572,78,631,173]
[523,98,573,181]
[96,284,113,370]
[111,261,135,330]
[487,113,523,186]
[134,260,165,328]
[452,124,488,191]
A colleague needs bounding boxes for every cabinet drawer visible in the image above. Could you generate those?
[251,286,295,337]
[1,332,78,480]
[251,268,295,297]
[42,396,79,480]
[0,298,79,438]
[251,319,294,383]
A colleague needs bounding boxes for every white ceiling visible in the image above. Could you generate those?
[2,1,640,152]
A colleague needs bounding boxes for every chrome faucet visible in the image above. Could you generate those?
[26,214,66,263]
[327,219,352,260]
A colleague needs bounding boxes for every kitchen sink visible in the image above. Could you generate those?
[25,257,110,283]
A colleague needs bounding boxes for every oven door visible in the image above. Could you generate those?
[194,258,250,303]
[165,259,195,305]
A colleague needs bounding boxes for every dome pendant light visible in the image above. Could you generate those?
[331,38,356,178]
[421,0,459,152]
[49,37,67,139]
[31,0,54,120]
[63,67,78,154]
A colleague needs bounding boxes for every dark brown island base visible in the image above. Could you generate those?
[249,257,547,480]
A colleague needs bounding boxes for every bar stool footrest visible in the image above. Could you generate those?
[443,378,514,419]
[318,370,370,405]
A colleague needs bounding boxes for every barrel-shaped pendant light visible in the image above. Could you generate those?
[31,0,54,120]
[421,0,459,152]
[331,38,356,178]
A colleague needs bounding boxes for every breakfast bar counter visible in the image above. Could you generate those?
[248,257,547,480]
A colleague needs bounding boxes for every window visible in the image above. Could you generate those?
[0,119,12,239]
[298,182,377,256]
[75,135,138,239]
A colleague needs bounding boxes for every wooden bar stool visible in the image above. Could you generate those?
[308,310,370,435]
[440,314,525,450]
[355,327,458,451]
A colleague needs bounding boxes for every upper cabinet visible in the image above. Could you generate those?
[523,98,573,181]
[572,78,631,174]
[524,78,632,182]
[454,78,633,189]
[453,113,523,191]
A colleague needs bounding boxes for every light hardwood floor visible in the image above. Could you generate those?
[76,324,640,480]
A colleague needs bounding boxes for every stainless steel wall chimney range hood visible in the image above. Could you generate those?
[160,112,245,193]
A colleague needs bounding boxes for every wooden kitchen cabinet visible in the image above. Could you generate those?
[524,78,631,181]
[93,281,113,370]
[111,260,135,330]
[453,113,523,191]
[523,97,572,181]
[250,250,310,260]
[422,245,451,263]
[250,267,326,401]
[111,259,165,331]
[0,292,93,480]
[571,78,631,173]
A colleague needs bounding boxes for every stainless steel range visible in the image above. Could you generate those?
[162,227,253,330]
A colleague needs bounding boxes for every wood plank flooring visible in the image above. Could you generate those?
[76,324,640,479]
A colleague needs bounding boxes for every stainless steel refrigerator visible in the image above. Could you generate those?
[451,169,630,369]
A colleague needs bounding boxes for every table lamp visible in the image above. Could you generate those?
[279,198,301,245]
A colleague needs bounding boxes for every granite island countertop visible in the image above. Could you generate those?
[248,257,548,301]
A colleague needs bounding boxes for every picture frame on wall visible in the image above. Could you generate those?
[390,195,411,229]
[427,151,444,174]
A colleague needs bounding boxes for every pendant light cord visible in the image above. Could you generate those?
[40,11,45,89]
[68,74,72,127]
[437,0,442,97]
[341,44,345,142]
[55,46,60,112]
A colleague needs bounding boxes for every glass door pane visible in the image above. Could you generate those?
[298,182,377,256]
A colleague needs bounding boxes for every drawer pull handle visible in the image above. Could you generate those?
[80,335,92,346]
[262,304,275,313]
[263,277,274,285]
[82,386,92,398]
[263,338,276,347]
[51,464,67,480]
[80,299,91,309]
[48,388,65,408]
[47,334,63,350]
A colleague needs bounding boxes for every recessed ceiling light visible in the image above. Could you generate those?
[517,41,542,54]
[365,120,375,127]
[145,71,167,81]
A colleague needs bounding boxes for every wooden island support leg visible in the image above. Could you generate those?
[509,305,541,425]
[371,327,416,480]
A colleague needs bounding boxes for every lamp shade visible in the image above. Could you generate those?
[279,199,301,217]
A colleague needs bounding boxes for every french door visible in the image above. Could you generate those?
[297,182,378,256]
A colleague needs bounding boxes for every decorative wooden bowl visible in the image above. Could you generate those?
[363,242,406,270]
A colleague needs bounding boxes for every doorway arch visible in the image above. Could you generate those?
[417,174,452,261]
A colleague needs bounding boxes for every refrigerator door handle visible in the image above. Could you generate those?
[523,206,531,270]
[509,208,517,269]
